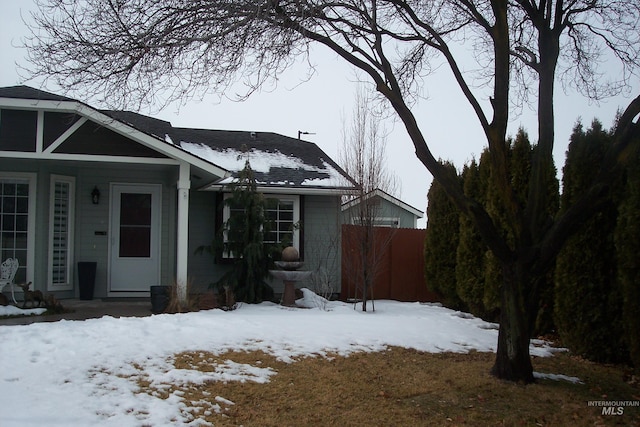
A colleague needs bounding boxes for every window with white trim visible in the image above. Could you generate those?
[222,194,300,257]
[48,175,75,290]
[0,174,36,284]
[265,198,296,245]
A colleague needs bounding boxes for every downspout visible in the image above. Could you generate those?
[176,161,190,305]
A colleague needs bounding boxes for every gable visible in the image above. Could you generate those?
[341,189,423,228]
[0,107,168,158]
[54,120,168,158]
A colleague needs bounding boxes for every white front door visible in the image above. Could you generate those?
[109,183,161,295]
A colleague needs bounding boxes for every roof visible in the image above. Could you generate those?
[0,85,76,102]
[341,188,424,218]
[0,86,355,192]
[171,129,352,190]
[106,111,354,191]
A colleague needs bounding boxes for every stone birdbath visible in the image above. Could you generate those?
[270,246,312,307]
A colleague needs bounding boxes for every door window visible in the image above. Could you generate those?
[119,193,152,257]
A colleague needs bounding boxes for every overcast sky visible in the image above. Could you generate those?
[2,1,638,227]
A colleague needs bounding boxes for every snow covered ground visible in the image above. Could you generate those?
[0,292,565,426]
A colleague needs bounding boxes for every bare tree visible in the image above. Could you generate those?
[340,86,399,312]
[24,0,640,383]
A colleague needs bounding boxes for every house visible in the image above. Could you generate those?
[341,188,424,228]
[0,85,354,301]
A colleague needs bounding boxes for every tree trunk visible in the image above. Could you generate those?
[491,260,535,383]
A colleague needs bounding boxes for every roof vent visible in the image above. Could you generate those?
[250,131,257,139]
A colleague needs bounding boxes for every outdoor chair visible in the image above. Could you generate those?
[0,258,19,304]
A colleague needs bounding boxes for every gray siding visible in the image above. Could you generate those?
[299,195,342,295]
[0,158,179,298]
[187,192,343,298]
[342,196,420,228]
[0,158,79,298]
[74,164,177,298]
[186,190,225,292]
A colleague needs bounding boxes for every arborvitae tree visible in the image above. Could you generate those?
[455,130,558,330]
[555,120,627,363]
[481,132,535,322]
[482,143,509,320]
[615,139,640,368]
[217,160,276,304]
[528,143,560,336]
[456,159,489,317]
[525,145,560,336]
[507,130,559,335]
[424,161,465,310]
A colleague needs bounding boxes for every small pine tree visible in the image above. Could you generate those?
[217,160,276,303]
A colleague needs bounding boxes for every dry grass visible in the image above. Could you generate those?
[142,347,639,426]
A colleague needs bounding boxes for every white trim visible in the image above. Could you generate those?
[0,151,180,164]
[0,98,81,111]
[265,194,300,249]
[0,172,37,286]
[206,183,353,196]
[176,162,190,301]
[341,188,424,218]
[44,117,88,154]
[36,111,44,153]
[47,175,76,291]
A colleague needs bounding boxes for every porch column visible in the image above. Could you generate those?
[176,162,191,305]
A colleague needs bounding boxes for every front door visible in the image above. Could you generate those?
[109,183,161,295]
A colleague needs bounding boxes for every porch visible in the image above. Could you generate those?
[0,298,153,326]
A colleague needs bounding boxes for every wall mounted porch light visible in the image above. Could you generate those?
[91,186,101,205]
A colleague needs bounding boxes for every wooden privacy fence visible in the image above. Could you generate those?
[340,225,439,302]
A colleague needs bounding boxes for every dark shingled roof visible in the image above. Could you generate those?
[1,86,354,190]
[101,110,174,141]
[170,127,352,188]
[0,85,77,102]
[101,110,353,189]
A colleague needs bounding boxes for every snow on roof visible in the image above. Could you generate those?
[180,141,350,188]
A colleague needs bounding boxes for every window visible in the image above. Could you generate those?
[48,175,75,290]
[265,199,296,245]
[0,174,36,284]
[118,192,152,257]
[351,217,400,228]
[222,194,300,257]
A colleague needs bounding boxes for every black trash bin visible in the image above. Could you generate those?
[78,262,97,300]
[150,285,171,314]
